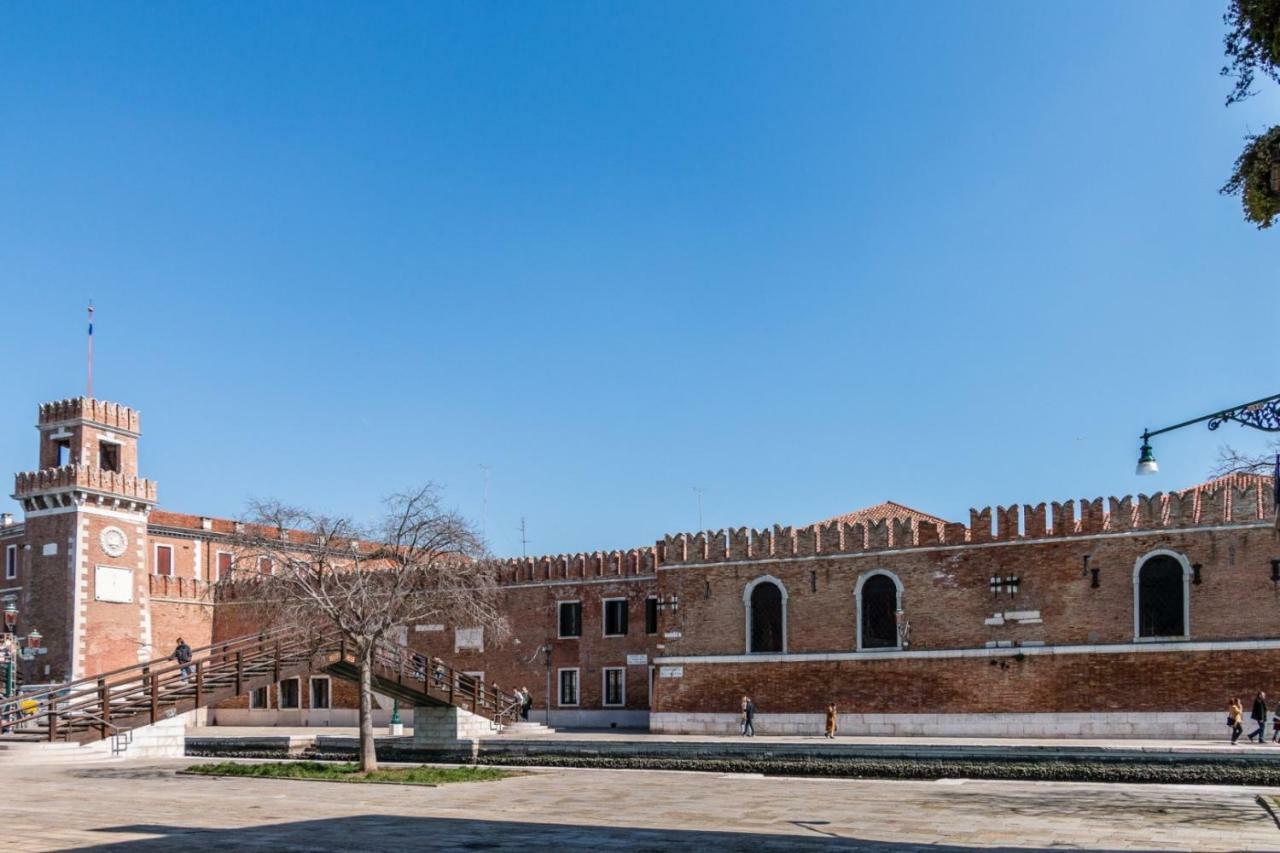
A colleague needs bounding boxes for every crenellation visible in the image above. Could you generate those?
[1078,498,1105,534]
[969,508,993,543]
[1023,503,1047,538]
[866,518,890,549]
[728,527,750,560]
[942,521,968,544]
[1051,500,1075,536]
[768,522,788,555]
[995,505,1019,541]
[916,521,941,546]
[1231,484,1259,522]
[818,521,842,553]
[1198,487,1224,525]
[747,525,768,558]
[890,517,914,547]
[1166,490,1193,526]
[842,521,866,552]
[1135,493,1164,529]
[1108,496,1135,531]
[795,525,817,556]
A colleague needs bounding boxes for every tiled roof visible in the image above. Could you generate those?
[814,500,951,529]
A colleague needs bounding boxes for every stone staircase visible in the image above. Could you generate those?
[496,721,556,736]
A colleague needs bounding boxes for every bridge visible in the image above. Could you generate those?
[0,629,521,759]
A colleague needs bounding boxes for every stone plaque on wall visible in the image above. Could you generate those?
[94,565,134,603]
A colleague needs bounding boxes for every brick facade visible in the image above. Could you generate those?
[5,394,1280,733]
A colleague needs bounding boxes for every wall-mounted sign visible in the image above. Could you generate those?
[415,624,444,632]
[626,654,648,666]
[663,631,682,640]
[659,666,683,678]
[95,566,134,603]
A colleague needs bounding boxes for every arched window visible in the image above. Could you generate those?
[855,571,903,650]
[1133,551,1190,640]
[743,576,786,653]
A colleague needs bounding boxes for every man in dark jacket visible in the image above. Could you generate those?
[742,695,756,737]
[171,637,193,683]
[1249,691,1269,743]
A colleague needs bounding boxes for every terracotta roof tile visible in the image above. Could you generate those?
[814,500,951,529]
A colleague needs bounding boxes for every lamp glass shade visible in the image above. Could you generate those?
[1135,443,1158,476]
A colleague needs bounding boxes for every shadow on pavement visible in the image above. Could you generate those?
[73,815,1219,852]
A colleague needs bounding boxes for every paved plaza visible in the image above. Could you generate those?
[2,758,1278,851]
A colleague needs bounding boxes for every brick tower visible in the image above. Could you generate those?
[10,398,157,681]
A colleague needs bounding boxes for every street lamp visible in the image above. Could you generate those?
[3,601,15,633]
[1136,392,1280,476]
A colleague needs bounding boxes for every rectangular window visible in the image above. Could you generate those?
[99,441,120,473]
[249,686,268,709]
[557,601,582,638]
[603,598,628,637]
[55,440,71,467]
[155,544,173,577]
[258,557,273,575]
[4,545,16,581]
[558,668,579,707]
[645,597,658,635]
[310,677,331,709]
[278,678,300,709]
[603,667,625,707]
[215,552,232,582]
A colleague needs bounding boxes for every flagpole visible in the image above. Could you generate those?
[87,302,94,399]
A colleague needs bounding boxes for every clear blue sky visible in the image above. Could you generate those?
[1,2,1276,557]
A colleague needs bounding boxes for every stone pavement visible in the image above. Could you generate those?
[3,758,1278,851]
[190,725,1280,760]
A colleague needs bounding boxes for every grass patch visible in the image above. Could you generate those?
[186,761,513,786]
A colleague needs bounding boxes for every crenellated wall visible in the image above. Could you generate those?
[657,481,1276,567]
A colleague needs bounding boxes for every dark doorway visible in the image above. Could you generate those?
[860,574,898,649]
[749,582,783,653]
[1137,555,1185,638]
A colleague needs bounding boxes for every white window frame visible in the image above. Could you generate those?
[557,667,580,707]
[1132,548,1192,642]
[154,543,174,577]
[4,545,16,581]
[249,685,269,709]
[309,676,331,709]
[602,597,628,637]
[557,600,582,639]
[277,677,301,710]
[214,550,233,583]
[743,574,788,654]
[602,666,626,707]
[854,569,905,651]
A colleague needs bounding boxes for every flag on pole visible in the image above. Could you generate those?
[1273,453,1279,531]
[86,302,94,399]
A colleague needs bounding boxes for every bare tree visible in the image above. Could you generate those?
[219,486,506,772]
[1210,439,1280,477]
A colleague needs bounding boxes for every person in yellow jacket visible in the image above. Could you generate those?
[1229,697,1245,745]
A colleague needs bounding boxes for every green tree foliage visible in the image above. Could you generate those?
[1221,0,1280,227]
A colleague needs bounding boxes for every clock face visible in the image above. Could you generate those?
[100,526,128,558]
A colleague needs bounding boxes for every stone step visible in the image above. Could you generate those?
[498,722,557,735]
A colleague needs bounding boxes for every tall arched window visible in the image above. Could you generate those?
[744,576,786,653]
[1134,551,1190,640]
[855,570,903,650]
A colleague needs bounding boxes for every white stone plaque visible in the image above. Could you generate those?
[415,624,444,632]
[94,565,134,603]
[626,654,648,665]
[659,666,683,678]
[454,627,483,652]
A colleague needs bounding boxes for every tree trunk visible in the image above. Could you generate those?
[357,644,378,773]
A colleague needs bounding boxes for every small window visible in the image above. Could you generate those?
[258,557,273,575]
[99,442,120,473]
[603,598,628,637]
[603,667,625,707]
[55,440,71,467]
[4,545,16,581]
[155,545,173,577]
[558,668,579,707]
[215,552,232,582]
[558,601,582,638]
[249,686,268,709]
[310,677,331,709]
[645,597,658,635]
[278,678,300,709]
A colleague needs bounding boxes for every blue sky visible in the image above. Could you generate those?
[0,2,1276,557]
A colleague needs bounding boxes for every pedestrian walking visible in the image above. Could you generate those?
[521,687,533,722]
[824,703,838,739]
[1271,705,1280,744]
[1249,691,1269,744]
[171,637,193,682]
[431,657,446,688]
[1229,697,1244,745]
[741,695,756,737]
